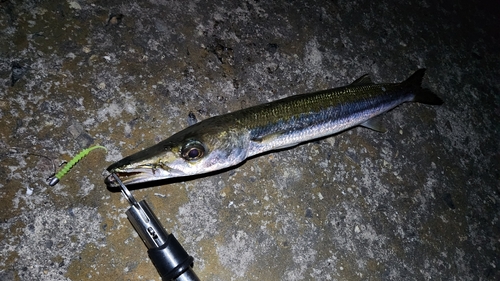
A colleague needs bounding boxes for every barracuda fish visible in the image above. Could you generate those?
[105,69,443,188]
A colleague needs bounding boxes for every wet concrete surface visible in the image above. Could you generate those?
[1,0,499,280]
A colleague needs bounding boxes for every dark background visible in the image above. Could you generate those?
[1,0,498,280]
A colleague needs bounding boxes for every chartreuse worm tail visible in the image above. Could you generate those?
[48,145,107,186]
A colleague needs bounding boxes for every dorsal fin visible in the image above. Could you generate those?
[187,111,198,126]
[350,74,373,86]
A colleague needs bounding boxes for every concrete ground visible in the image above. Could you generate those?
[1,0,498,280]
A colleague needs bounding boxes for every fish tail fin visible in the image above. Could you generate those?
[404,69,444,105]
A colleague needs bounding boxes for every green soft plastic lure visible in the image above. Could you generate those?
[48,145,107,186]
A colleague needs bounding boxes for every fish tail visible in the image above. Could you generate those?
[404,69,444,105]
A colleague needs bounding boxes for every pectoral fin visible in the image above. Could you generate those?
[251,131,286,143]
[251,130,299,150]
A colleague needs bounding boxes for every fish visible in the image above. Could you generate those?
[105,69,443,188]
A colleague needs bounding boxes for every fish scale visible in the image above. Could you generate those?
[239,84,408,156]
[105,69,443,188]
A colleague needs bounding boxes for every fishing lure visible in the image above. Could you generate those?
[47,145,107,186]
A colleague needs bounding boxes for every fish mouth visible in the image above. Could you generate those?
[104,167,182,188]
[104,171,145,187]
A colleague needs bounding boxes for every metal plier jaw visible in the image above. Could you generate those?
[111,174,200,281]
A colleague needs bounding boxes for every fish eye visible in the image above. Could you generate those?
[181,141,205,161]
